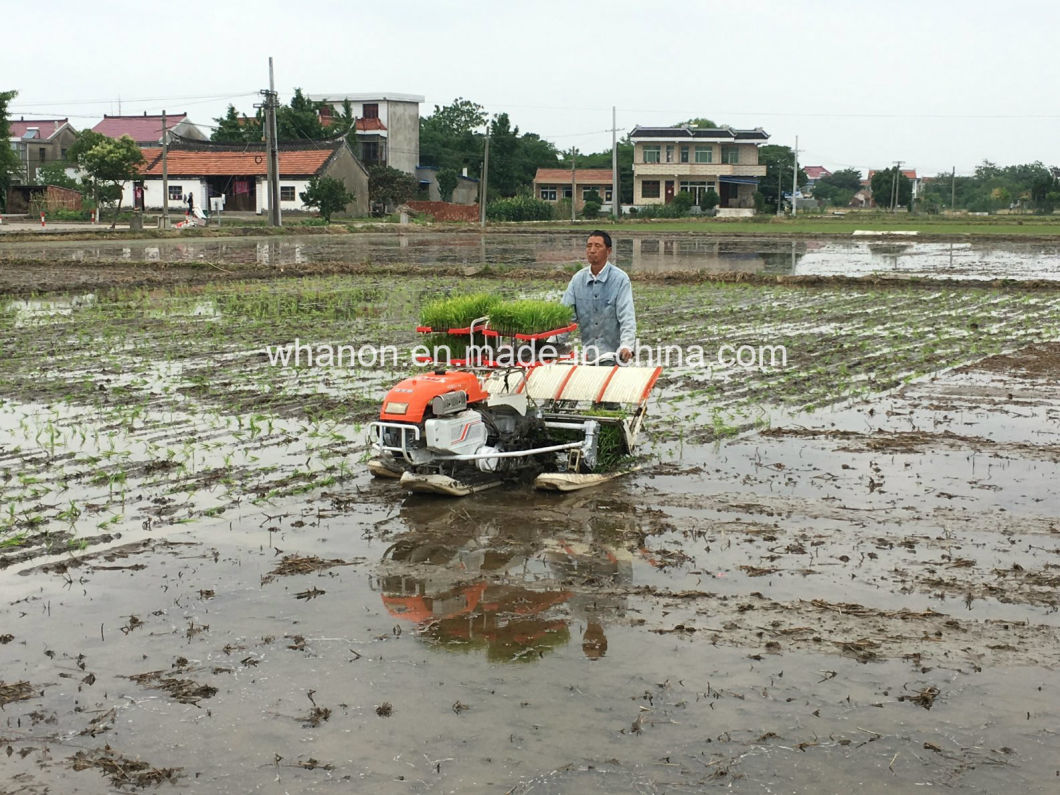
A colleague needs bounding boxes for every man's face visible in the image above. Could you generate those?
[586,236,611,270]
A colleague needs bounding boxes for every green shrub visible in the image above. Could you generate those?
[485,196,553,221]
[699,188,720,211]
[581,200,602,219]
[671,190,694,214]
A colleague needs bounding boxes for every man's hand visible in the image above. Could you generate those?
[619,347,633,363]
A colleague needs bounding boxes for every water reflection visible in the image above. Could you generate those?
[373,494,637,662]
[3,232,1059,279]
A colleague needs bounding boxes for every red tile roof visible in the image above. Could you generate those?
[93,114,188,143]
[868,169,918,180]
[803,165,831,180]
[139,146,337,177]
[533,168,613,184]
[9,119,70,139]
[356,117,387,131]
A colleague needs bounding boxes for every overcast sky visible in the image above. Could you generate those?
[7,0,1058,177]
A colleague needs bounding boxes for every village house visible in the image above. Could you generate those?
[7,118,78,184]
[532,168,615,214]
[802,165,832,195]
[132,139,368,216]
[310,93,423,175]
[629,124,769,213]
[413,166,480,204]
[92,113,208,146]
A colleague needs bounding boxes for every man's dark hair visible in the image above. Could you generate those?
[587,230,612,248]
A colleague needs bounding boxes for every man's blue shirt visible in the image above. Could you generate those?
[561,262,636,357]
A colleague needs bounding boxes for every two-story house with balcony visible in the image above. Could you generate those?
[629,124,768,213]
[311,92,423,175]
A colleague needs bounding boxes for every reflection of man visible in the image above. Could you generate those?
[562,230,636,364]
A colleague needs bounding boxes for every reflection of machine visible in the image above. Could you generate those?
[367,363,661,496]
[373,500,635,661]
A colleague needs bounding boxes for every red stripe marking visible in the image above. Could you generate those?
[639,366,663,404]
[552,366,579,402]
[594,366,619,404]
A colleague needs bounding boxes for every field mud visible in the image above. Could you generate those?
[1,249,1059,793]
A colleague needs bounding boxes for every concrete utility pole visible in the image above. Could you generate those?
[891,160,903,212]
[792,135,799,217]
[570,147,577,222]
[611,106,619,221]
[479,130,490,227]
[161,111,169,229]
[951,166,956,210]
[267,58,282,226]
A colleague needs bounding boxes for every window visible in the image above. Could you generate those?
[721,146,739,165]
[362,103,379,119]
[641,180,660,199]
[679,181,710,202]
[562,186,572,199]
[168,185,183,200]
[280,186,296,201]
[582,186,599,200]
[695,146,712,164]
[680,145,689,163]
[540,187,557,201]
[39,147,46,162]
[604,188,613,202]
[361,141,382,163]
[665,145,674,163]
[643,145,660,164]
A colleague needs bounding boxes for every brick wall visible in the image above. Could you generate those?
[406,201,479,222]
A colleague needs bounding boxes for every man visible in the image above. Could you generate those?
[562,230,636,363]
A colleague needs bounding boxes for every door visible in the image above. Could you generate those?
[664,181,675,204]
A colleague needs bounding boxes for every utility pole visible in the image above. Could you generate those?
[479,129,490,227]
[611,106,619,222]
[792,135,799,217]
[161,111,169,229]
[950,166,956,211]
[570,147,577,222]
[891,160,903,212]
[267,58,282,226]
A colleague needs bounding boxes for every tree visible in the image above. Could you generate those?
[582,189,602,219]
[1030,173,1060,214]
[0,90,23,210]
[420,98,488,178]
[812,168,862,207]
[368,164,417,212]
[78,135,145,226]
[700,188,720,211]
[437,168,459,202]
[277,88,328,142]
[870,167,912,210]
[212,105,262,143]
[299,176,355,222]
[34,161,80,190]
[427,97,487,136]
[757,145,806,213]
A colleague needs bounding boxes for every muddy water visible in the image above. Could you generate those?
[3,231,1060,279]
[3,352,1059,792]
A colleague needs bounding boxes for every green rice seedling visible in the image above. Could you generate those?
[419,293,499,331]
[486,299,572,337]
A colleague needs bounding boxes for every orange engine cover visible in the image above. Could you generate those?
[378,370,490,423]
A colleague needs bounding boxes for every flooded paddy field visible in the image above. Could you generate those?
[1,250,1060,792]
[2,230,1060,282]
